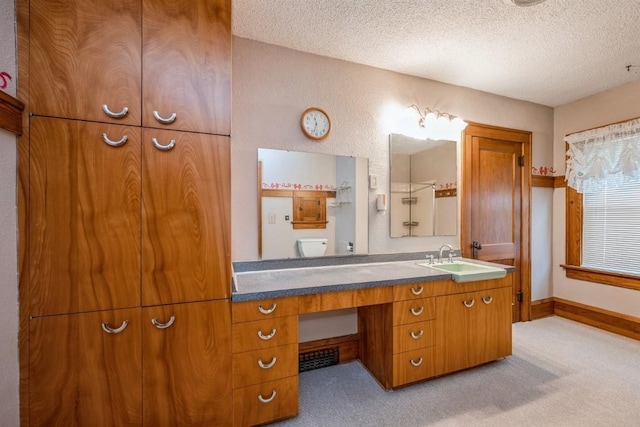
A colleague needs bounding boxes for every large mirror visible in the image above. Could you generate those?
[258,148,369,259]
[390,134,458,237]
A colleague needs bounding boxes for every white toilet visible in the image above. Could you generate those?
[297,238,328,257]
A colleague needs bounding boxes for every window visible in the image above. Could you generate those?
[564,118,640,290]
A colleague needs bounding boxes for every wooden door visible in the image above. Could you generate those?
[29,117,141,316]
[141,129,230,306]
[29,309,142,426]
[462,124,531,322]
[142,300,232,426]
[142,0,231,135]
[29,0,141,125]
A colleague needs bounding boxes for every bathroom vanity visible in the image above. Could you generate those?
[231,257,514,426]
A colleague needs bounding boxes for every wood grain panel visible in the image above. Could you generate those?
[392,321,435,354]
[357,304,393,389]
[29,309,142,426]
[143,300,232,427]
[299,334,360,363]
[232,343,298,389]
[233,376,298,427]
[141,130,230,306]
[355,286,393,306]
[29,0,141,125]
[392,298,436,325]
[298,290,355,313]
[232,297,299,323]
[29,118,141,316]
[392,347,435,387]
[0,90,24,135]
[232,316,298,353]
[142,0,231,135]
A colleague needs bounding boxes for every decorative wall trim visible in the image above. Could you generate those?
[299,334,359,364]
[435,188,457,198]
[531,175,554,188]
[0,90,25,135]
[534,297,640,341]
[554,176,566,188]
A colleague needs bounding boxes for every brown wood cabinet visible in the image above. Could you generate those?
[29,0,231,136]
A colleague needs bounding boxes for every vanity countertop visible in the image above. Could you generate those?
[232,255,515,302]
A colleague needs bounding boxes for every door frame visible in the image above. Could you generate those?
[460,122,532,322]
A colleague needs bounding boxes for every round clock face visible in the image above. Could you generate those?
[301,107,331,141]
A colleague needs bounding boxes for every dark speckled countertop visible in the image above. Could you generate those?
[232,252,515,302]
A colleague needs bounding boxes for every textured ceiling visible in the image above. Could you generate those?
[233,0,640,107]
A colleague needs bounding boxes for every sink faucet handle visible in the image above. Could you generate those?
[428,254,434,265]
[448,252,453,263]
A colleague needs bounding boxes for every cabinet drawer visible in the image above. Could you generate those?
[392,347,435,387]
[233,343,298,389]
[233,376,298,427]
[393,282,436,301]
[393,321,434,354]
[393,298,435,325]
[232,297,298,323]
[232,316,298,353]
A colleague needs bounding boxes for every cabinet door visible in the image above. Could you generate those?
[30,0,141,125]
[143,300,232,427]
[141,129,230,306]
[435,286,512,375]
[29,309,142,426]
[29,117,141,316]
[142,0,231,135]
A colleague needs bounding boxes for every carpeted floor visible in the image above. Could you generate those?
[273,316,640,426]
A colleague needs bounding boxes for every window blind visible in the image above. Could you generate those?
[582,180,640,276]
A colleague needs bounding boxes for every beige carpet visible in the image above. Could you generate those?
[274,316,640,426]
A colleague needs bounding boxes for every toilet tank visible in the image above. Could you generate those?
[297,238,328,257]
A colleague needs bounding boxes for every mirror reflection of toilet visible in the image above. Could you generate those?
[297,238,328,257]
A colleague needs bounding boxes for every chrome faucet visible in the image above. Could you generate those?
[438,244,454,263]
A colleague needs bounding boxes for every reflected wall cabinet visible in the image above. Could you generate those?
[24,0,232,425]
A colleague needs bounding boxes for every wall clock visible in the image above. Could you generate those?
[301,107,331,141]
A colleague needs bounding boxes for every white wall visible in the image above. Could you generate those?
[552,80,640,317]
[0,0,19,424]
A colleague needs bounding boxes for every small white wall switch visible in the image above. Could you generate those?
[369,175,377,190]
[268,213,276,224]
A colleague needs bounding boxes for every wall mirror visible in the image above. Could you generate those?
[390,134,458,237]
[258,148,369,259]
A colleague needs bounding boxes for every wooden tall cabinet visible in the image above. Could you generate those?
[23,0,232,425]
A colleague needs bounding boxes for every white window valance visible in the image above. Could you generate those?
[565,118,640,194]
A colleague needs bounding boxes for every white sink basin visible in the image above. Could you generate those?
[417,260,507,283]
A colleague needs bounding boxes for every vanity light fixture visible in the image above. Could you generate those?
[408,104,468,139]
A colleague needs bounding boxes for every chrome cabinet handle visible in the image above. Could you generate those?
[463,299,475,308]
[258,328,276,340]
[258,357,277,369]
[410,306,424,316]
[258,303,277,314]
[102,133,128,147]
[410,357,423,367]
[151,316,176,329]
[152,137,176,151]
[410,330,424,340]
[258,390,276,404]
[101,320,128,334]
[153,110,177,124]
[410,286,424,296]
[482,296,494,305]
[102,104,128,118]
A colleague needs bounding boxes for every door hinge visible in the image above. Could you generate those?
[517,155,525,167]
[516,291,524,302]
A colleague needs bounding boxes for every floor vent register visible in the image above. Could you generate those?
[299,347,339,372]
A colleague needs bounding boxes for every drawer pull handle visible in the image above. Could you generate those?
[258,357,277,369]
[410,330,424,340]
[258,390,277,404]
[410,306,424,316]
[258,329,276,340]
[463,299,475,308]
[410,357,423,367]
[101,320,128,334]
[102,104,128,118]
[152,137,176,151]
[410,286,424,296]
[153,110,177,124]
[101,133,128,147]
[482,296,493,305]
[258,303,277,314]
[151,316,176,329]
